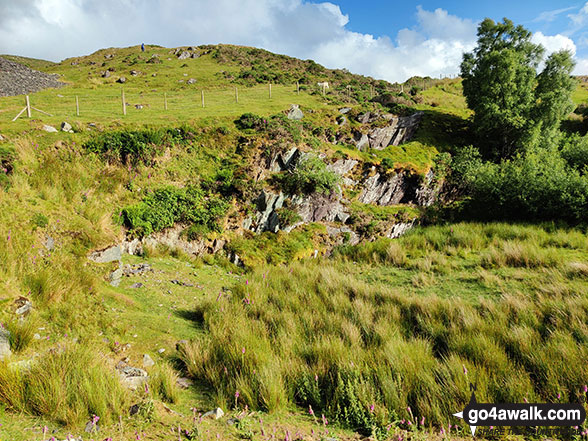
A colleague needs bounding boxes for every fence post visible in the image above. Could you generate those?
[269,83,272,99]
[235,87,238,103]
[164,92,168,110]
[201,90,205,108]
[297,81,299,95]
[121,89,126,115]
[26,95,31,118]
[76,96,80,116]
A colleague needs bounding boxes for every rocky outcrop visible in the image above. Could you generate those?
[0,57,64,97]
[358,168,439,207]
[351,112,423,151]
[0,328,11,360]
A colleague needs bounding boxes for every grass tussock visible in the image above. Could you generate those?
[179,223,588,436]
[0,345,127,427]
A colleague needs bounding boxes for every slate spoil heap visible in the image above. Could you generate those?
[0,56,64,97]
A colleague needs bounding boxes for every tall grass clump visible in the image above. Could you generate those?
[180,223,588,435]
[0,345,127,427]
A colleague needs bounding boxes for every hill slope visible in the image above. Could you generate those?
[0,46,587,441]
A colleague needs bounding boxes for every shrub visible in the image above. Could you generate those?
[235,113,264,131]
[84,127,192,165]
[122,186,228,237]
[6,319,36,352]
[149,363,180,404]
[451,146,588,222]
[31,213,49,229]
[279,155,339,195]
[0,144,15,189]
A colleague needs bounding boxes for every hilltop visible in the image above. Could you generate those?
[0,41,587,441]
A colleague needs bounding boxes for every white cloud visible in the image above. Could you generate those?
[0,0,586,82]
[532,31,576,55]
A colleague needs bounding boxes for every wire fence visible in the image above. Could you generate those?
[5,83,333,125]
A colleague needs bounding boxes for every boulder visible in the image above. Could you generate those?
[45,236,55,251]
[187,78,197,84]
[89,245,122,263]
[61,122,73,133]
[178,51,191,60]
[353,132,369,151]
[202,407,224,420]
[117,365,148,390]
[14,296,32,316]
[42,124,58,133]
[102,71,111,78]
[287,104,304,120]
[0,328,11,360]
[142,353,155,368]
[117,76,126,84]
[109,268,123,287]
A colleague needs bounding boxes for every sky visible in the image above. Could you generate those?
[0,0,587,83]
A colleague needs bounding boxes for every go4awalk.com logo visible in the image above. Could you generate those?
[453,386,586,437]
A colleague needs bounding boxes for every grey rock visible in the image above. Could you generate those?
[0,328,11,360]
[60,122,73,133]
[336,115,347,126]
[177,377,192,389]
[15,301,32,316]
[117,76,126,84]
[33,333,42,340]
[123,263,152,276]
[131,282,143,289]
[0,56,65,97]
[191,51,200,58]
[117,365,148,390]
[130,70,138,76]
[251,190,286,232]
[338,107,351,114]
[178,51,191,60]
[45,236,55,251]
[157,348,165,354]
[142,353,155,368]
[135,104,143,109]
[354,132,369,151]
[42,124,58,133]
[84,421,99,433]
[110,268,123,287]
[89,245,122,263]
[202,407,224,419]
[0,133,4,141]
[327,159,357,176]
[387,221,416,239]
[287,104,303,120]
[121,238,142,256]
[102,70,111,78]
[176,339,188,351]
[187,78,197,84]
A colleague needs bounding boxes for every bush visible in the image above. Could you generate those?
[451,146,588,222]
[0,145,15,189]
[84,127,192,165]
[122,186,228,237]
[235,113,264,131]
[279,155,339,195]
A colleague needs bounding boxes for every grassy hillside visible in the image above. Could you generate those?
[0,45,587,441]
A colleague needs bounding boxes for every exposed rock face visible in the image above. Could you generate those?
[268,146,302,172]
[0,57,64,97]
[358,169,438,207]
[351,112,423,150]
[250,190,286,233]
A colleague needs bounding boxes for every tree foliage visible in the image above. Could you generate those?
[461,18,576,159]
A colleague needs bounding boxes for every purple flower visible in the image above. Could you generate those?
[462,364,468,375]
[583,385,587,393]
[309,405,314,416]
[235,390,240,398]
[242,347,246,354]
[369,404,375,413]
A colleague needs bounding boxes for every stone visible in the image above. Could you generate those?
[142,353,155,368]
[0,133,4,141]
[131,282,143,289]
[202,407,224,420]
[178,51,191,60]
[45,236,55,251]
[84,420,99,433]
[327,159,357,176]
[176,339,188,351]
[339,107,351,114]
[287,104,304,120]
[121,238,142,256]
[157,348,165,354]
[110,268,123,287]
[129,403,140,416]
[135,104,143,109]
[130,70,138,76]
[89,245,122,263]
[33,333,41,340]
[0,328,11,360]
[0,57,65,97]
[191,52,200,58]
[187,78,197,84]
[42,124,58,133]
[117,365,148,390]
[354,132,369,151]
[336,115,347,126]
[117,76,126,84]
[61,122,73,133]
[177,377,192,389]
[102,70,111,78]
[14,297,32,316]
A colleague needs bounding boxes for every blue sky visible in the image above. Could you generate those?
[0,0,586,82]
[335,0,588,57]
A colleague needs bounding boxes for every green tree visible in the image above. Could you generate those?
[461,18,576,159]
